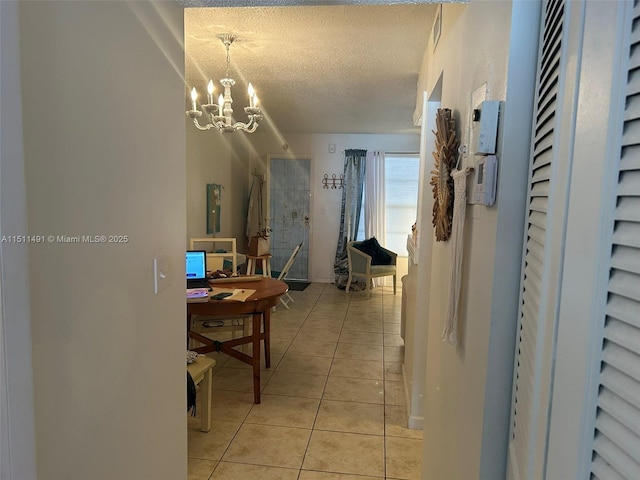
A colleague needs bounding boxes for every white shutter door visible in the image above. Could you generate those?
[590,3,640,477]
[508,1,567,479]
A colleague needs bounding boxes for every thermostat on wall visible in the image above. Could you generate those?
[473,155,498,206]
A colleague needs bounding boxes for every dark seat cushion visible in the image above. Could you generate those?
[353,237,393,265]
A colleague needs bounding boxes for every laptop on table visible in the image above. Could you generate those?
[186,250,210,289]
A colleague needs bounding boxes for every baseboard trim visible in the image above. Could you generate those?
[407,414,424,430]
[402,364,411,411]
[402,364,424,430]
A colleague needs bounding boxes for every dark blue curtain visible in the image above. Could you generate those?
[334,149,366,287]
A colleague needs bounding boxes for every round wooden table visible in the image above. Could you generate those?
[187,277,288,404]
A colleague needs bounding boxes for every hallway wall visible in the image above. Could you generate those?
[186,124,253,249]
[19,2,187,478]
[417,1,540,478]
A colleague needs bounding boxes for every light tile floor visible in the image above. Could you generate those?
[188,283,422,480]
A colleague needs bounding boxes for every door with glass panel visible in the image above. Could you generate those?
[268,157,310,280]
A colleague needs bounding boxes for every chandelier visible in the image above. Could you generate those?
[186,34,262,133]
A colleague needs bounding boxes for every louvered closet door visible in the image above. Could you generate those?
[508,1,569,479]
[590,3,640,477]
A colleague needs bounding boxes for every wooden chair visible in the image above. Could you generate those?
[275,242,304,309]
[187,355,216,432]
[346,240,397,297]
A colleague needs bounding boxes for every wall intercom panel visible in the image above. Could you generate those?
[473,155,498,206]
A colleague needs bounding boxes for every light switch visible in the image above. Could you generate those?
[154,255,169,294]
[329,144,336,153]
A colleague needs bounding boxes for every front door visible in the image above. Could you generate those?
[268,157,310,280]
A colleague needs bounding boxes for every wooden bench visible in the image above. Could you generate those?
[186,356,216,432]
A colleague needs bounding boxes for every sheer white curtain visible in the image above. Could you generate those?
[365,150,386,286]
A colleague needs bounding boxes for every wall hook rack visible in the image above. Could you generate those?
[322,173,344,189]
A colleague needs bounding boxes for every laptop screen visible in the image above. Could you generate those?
[186,250,207,281]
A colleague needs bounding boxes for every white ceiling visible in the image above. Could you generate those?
[184,4,437,134]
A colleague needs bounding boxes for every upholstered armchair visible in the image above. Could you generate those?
[346,238,397,297]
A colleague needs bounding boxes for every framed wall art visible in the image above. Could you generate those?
[206,183,222,234]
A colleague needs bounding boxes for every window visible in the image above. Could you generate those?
[384,154,420,254]
[357,153,420,256]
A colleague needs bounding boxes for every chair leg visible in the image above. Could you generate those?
[279,292,293,309]
[346,274,352,293]
[260,259,268,277]
[200,367,212,432]
[393,274,397,294]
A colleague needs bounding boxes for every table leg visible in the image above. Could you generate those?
[263,308,271,369]
[252,312,261,404]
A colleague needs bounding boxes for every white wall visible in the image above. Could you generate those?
[186,124,253,249]
[19,2,187,479]
[247,133,420,283]
[403,91,439,430]
[0,2,37,478]
[418,1,539,479]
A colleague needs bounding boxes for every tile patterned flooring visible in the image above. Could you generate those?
[188,283,422,480]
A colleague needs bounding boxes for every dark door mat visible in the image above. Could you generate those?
[285,281,311,291]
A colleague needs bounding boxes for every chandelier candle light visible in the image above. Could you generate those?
[187,34,263,133]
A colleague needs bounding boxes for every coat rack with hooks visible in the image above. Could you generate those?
[322,173,344,189]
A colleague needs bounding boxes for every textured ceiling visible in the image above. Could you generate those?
[184,4,437,134]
